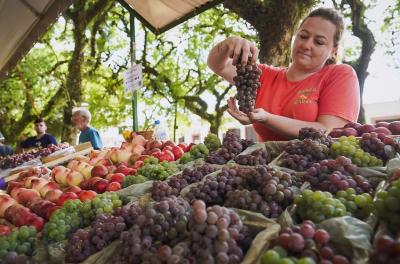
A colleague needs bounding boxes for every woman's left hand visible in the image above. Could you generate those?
[248,108,271,124]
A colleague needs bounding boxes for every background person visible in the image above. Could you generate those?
[71,109,103,150]
[20,118,58,149]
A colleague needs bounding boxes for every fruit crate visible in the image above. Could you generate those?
[136,130,154,140]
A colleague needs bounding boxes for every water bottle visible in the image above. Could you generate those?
[154,120,169,140]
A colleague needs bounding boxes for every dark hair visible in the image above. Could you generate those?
[34,118,44,124]
[301,8,344,64]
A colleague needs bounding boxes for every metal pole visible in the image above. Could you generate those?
[129,10,139,132]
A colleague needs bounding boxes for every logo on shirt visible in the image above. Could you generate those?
[293,87,318,105]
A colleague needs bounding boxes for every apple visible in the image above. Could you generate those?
[7,181,23,194]
[107,165,117,174]
[116,164,130,175]
[66,170,84,187]
[27,216,45,232]
[53,166,71,186]
[87,177,103,189]
[57,192,79,206]
[106,182,121,192]
[67,160,80,170]
[342,127,358,137]
[44,189,63,203]
[15,189,40,205]
[94,179,109,194]
[39,182,60,197]
[147,139,163,150]
[78,190,97,202]
[79,179,90,190]
[375,121,390,128]
[0,195,16,217]
[158,150,175,162]
[162,146,173,152]
[75,161,93,180]
[389,121,400,135]
[178,143,188,152]
[63,185,82,194]
[374,127,392,135]
[31,179,50,193]
[93,158,113,167]
[162,140,175,149]
[132,160,144,170]
[0,224,11,236]
[171,146,184,160]
[106,173,125,184]
[137,155,150,162]
[91,165,108,178]
[357,124,375,135]
[131,135,147,147]
[23,176,40,188]
[10,187,22,199]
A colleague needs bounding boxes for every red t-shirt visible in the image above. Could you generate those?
[253,64,360,142]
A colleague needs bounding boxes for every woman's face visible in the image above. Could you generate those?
[291,16,338,72]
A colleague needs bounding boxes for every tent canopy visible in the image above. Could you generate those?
[0,0,222,81]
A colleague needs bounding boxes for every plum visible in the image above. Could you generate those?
[343,127,358,137]
[374,127,392,135]
[357,124,375,135]
[375,122,390,128]
[388,121,400,135]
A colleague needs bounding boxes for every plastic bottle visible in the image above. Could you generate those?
[154,120,169,141]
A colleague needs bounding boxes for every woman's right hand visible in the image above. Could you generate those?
[226,97,252,125]
[221,36,259,65]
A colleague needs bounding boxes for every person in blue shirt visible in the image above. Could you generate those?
[20,118,58,149]
[71,109,103,150]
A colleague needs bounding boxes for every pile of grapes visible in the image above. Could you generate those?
[304,156,372,194]
[330,136,383,167]
[184,165,293,218]
[179,144,209,164]
[279,138,330,171]
[336,188,373,219]
[206,131,254,164]
[0,226,36,259]
[261,221,350,264]
[0,143,69,169]
[234,59,261,113]
[151,164,217,201]
[374,179,400,232]
[370,235,400,264]
[359,132,399,162]
[298,127,333,147]
[234,148,272,166]
[294,190,347,223]
[42,192,121,243]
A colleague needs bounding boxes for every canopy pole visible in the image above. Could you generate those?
[129,10,139,132]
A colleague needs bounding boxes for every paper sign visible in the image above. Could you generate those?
[124,64,143,93]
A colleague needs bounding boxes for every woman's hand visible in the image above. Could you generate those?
[222,36,259,65]
[248,108,271,124]
[226,97,252,125]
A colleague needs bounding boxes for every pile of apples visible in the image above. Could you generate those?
[329,121,400,137]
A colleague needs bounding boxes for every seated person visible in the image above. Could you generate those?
[20,118,58,149]
[71,109,103,150]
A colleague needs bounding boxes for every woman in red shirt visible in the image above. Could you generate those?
[207,8,360,141]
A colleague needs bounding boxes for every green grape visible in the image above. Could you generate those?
[261,249,281,264]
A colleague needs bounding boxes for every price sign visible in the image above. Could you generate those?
[124,64,143,94]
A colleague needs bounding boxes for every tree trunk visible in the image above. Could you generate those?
[224,0,316,65]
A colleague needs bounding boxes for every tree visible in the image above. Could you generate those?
[333,0,377,124]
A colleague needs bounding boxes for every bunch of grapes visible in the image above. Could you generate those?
[91,192,122,216]
[0,226,36,259]
[135,160,178,181]
[299,127,333,147]
[234,61,261,113]
[185,165,293,217]
[374,179,400,232]
[0,252,35,264]
[234,148,271,166]
[359,132,399,162]
[122,175,148,188]
[370,235,400,264]
[285,139,330,161]
[151,164,217,201]
[204,133,221,152]
[279,153,314,172]
[65,214,127,262]
[261,248,315,264]
[262,221,350,264]
[304,156,372,194]
[179,144,209,164]
[206,131,253,164]
[336,188,373,219]
[294,190,348,223]
[188,201,246,263]
[330,136,383,167]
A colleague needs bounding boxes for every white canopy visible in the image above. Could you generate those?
[0,0,221,81]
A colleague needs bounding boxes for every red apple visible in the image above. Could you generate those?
[171,146,184,160]
[133,160,144,169]
[44,189,63,203]
[147,140,163,150]
[158,150,175,162]
[94,179,109,194]
[87,177,103,189]
[63,185,82,194]
[106,173,125,184]
[27,216,45,232]
[187,143,196,151]
[178,143,188,152]
[0,195,16,217]
[78,190,97,202]
[388,121,400,135]
[106,182,121,192]
[6,181,23,194]
[16,189,40,205]
[162,146,173,152]
[107,165,117,174]
[0,224,11,236]
[357,124,375,135]
[162,140,175,149]
[57,192,79,206]
[137,155,150,162]
[39,182,60,197]
[79,179,90,190]
[91,165,108,178]
[94,158,113,167]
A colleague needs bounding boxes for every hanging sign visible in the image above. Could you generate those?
[124,64,143,94]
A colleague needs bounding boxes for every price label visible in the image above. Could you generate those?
[124,64,143,94]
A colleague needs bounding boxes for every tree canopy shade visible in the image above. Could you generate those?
[0,0,223,81]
